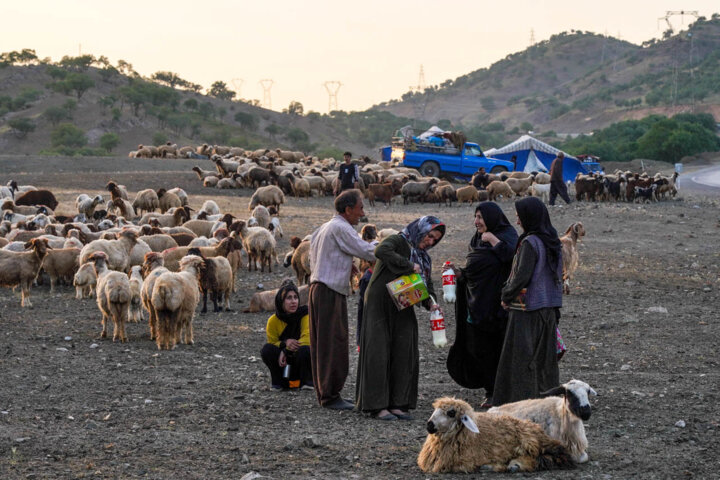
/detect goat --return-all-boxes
[560,222,585,294]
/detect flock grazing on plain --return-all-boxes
[0,141,680,473]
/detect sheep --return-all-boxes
[14,190,59,210]
[151,255,204,350]
[531,183,551,203]
[76,194,104,218]
[106,181,129,201]
[2,199,41,216]
[140,252,168,341]
[73,262,97,299]
[487,180,515,201]
[158,142,178,158]
[401,178,438,204]
[161,235,241,272]
[376,228,398,243]
[560,222,585,294]
[203,176,221,187]
[128,265,144,323]
[251,205,271,228]
[290,238,311,285]
[216,174,241,189]
[200,200,220,216]
[534,172,551,184]
[0,238,51,307]
[183,214,234,238]
[237,221,277,272]
[366,180,403,207]
[505,176,534,196]
[188,248,234,313]
[89,252,132,342]
[435,184,457,206]
[246,166,272,188]
[418,397,574,473]
[167,188,189,206]
[192,166,217,181]
[156,188,182,213]
[248,185,285,212]
[41,247,81,293]
[63,229,84,249]
[132,189,160,215]
[109,198,137,220]
[268,216,283,240]
[138,206,192,228]
[455,185,479,204]
[0,184,16,200]
[244,285,309,313]
[139,231,179,252]
[634,184,658,203]
[79,228,138,273]
[214,157,240,177]
[289,174,311,198]
[488,380,597,464]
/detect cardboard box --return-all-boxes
[386,273,429,310]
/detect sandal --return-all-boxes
[375,412,398,421]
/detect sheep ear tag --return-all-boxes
[460,415,479,434]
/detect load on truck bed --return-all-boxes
[390,126,514,178]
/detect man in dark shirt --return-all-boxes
[336,151,359,196]
[549,152,572,205]
[471,167,488,190]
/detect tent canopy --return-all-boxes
[485,135,584,182]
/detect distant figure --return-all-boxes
[472,167,488,190]
[510,155,517,171]
[336,152,360,195]
[549,153,572,205]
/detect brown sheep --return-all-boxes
[243,285,309,313]
[41,247,81,293]
[418,397,574,473]
[140,252,168,341]
[560,222,586,294]
[73,262,97,299]
[455,185,479,204]
[486,180,515,201]
[156,188,182,213]
[89,251,132,342]
[0,237,51,307]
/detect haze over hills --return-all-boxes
[375,14,720,135]
[1,14,719,159]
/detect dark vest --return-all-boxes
[339,163,357,189]
[523,235,563,310]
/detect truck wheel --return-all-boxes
[420,162,440,177]
[490,166,508,174]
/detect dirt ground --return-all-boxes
[1,155,719,479]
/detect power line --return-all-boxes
[259,79,274,109]
[323,81,342,112]
[231,78,244,98]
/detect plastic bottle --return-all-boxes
[442,261,456,303]
[429,296,447,348]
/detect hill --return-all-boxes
[375,14,720,135]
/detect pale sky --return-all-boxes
[3,1,719,113]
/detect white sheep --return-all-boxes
[76,194,104,218]
[79,229,138,273]
[200,200,220,216]
[140,252,169,342]
[418,396,574,473]
[237,221,277,272]
[268,216,283,240]
[248,185,284,212]
[488,380,597,463]
[128,265,144,323]
[89,251,132,342]
[151,255,204,350]
[531,183,551,203]
[250,205,271,228]
[74,262,97,299]
[167,187,189,206]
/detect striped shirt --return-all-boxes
[309,215,377,296]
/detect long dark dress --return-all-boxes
[355,234,436,412]
[493,239,561,406]
[447,240,515,395]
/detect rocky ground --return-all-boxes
[1,155,719,479]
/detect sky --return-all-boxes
[3,1,719,113]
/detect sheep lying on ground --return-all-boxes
[418,397,574,473]
[560,222,585,294]
[0,237,50,307]
[488,380,597,464]
[128,265,144,323]
[89,252,132,342]
[244,284,309,313]
[74,262,97,299]
[151,255,204,350]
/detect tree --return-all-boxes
[65,73,95,99]
[8,118,36,139]
[44,106,71,126]
[59,54,95,71]
[286,127,309,145]
[520,121,534,132]
[51,123,87,148]
[183,98,198,111]
[198,102,215,119]
[208,81,235,101]
[234,111,258,130]
[217,107,227,121]
[284,101,304,116]
[152,71,187,89]
[264,123,282,140]
[99,132,120,153]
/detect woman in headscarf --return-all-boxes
[445,202,518,408]
[355,216,445,421]
[493,197,563,406]
[260,280,313,391]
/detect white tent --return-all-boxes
[523,149,548,173]
[485,135,573,159]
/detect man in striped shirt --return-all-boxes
[309,189,377,410]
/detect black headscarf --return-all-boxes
[469,202,518,252]
[515,196,562,281]
[274,280,308,343]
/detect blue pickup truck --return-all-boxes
[390,139,515,178]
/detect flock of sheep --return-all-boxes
[1,143,603,474]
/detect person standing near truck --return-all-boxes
[336,152,359,195]
[549,152,572,205]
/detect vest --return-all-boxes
[523,235,563,311]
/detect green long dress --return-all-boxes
[355,234,436,412]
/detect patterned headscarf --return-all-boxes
[399,216,445,283]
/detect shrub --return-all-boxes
[8,117,36,138]
[51,123,87,148]
[100,132,120,153]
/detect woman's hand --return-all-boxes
[413,263,422,274]
[442,262,456,273]
[481,232,500,246]
[278,350,287,367]
[501,301,509,311]
[285,339,300,352]
[430,304,441,313]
